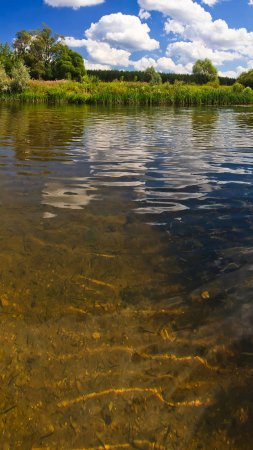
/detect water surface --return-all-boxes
[0,104,253,449]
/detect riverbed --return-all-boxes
[0,104,253,449]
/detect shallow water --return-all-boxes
[0,104,253,449]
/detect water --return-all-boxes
[0,104,253,449]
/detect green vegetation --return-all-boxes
[192,58,218,82]
[3,26,86,82]
[0,26,252,105]
[1,79,253,106]
[144,66,162,85]
[237,69,253,89]
[86,69,235,85]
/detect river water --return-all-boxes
[0,104,253,449]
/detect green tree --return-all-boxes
[10,60,30,92]
[237,69,253,89]
[192,59,218,82]
[53,46,86,81]
[0,64,10,92]
[144,66,162,85]
[13,26,85,81]
[0,43,18,75]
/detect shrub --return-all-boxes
[0,64,10,92]
[243,86,252,95]
[232,82,244,93]
[10,61,30,92]
[237,69,253,89]
[144,67,162,85]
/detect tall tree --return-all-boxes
[0,43,17,75]
[192,59,218,82]
[13,26,85,81]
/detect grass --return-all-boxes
[0,79,253,106]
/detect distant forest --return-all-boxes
[87,69,236,86]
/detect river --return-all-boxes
[0,104,253,449]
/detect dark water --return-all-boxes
[0,104,253,449]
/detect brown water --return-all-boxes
[0,104,253,449]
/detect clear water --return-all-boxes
[0,104,253,449]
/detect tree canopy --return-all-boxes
[192,59,218,82]
[13,26,86,81]
[237,69,253,89]
[144,66,162,85]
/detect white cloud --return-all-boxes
[138,0,253,74]
[64,37,131,66]
[85,13,159,51]
[202,0,219,6]
[132,57,157,70]
[63,37,87,47]
[167,41,241,66]
[44,0,104,8]
[132,56,192,74]
[139,9,151,20]
[84,60,110,70]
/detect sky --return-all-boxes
[1,0,253,77]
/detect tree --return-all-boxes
[10,60,30,92]
[144,67,162,85]
[0,64,10,92]
[53,46,86,81]
[192,59,218,82]
[0,43,18,75]
[13,26,86,81]
[237,69,253,89]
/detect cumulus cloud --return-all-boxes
[139,9,151,20]
[44,0,104,8]
[65,12,159,69]
[84,60,110,70]
[85,13,159,51]
[202,0,219,6]
[64,37,131,66]
[167,41,241,66]
[138,0,253,73]
[132,56,192,74]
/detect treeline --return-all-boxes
[87,69,235,86]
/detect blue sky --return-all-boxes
[1,0,253,76]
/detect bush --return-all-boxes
[232,82,244,93]
[144,67,162,85]
[192,59,218,82]
[206,80,220,88]
[10,61,30,92]
[0,64,10,92]
[243,86,252,95]
[237,69,253,89]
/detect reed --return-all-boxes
[0,79,253,106]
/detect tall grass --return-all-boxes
[0,79,253,106]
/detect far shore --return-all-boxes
[0,79,252,106]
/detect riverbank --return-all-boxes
[0,79,252,106]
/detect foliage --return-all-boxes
[13,26,86,81]
[237,69,253,89]
[243,86,252,95]
[144,66,162,85]
[232,82,244,93]
[54,46,86,82]
[10,60,30,92]
[0,64,10,92]
[1,79,252,107]
[0,43,18,75]
[192,59,218,82]
[86,69,235,85]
